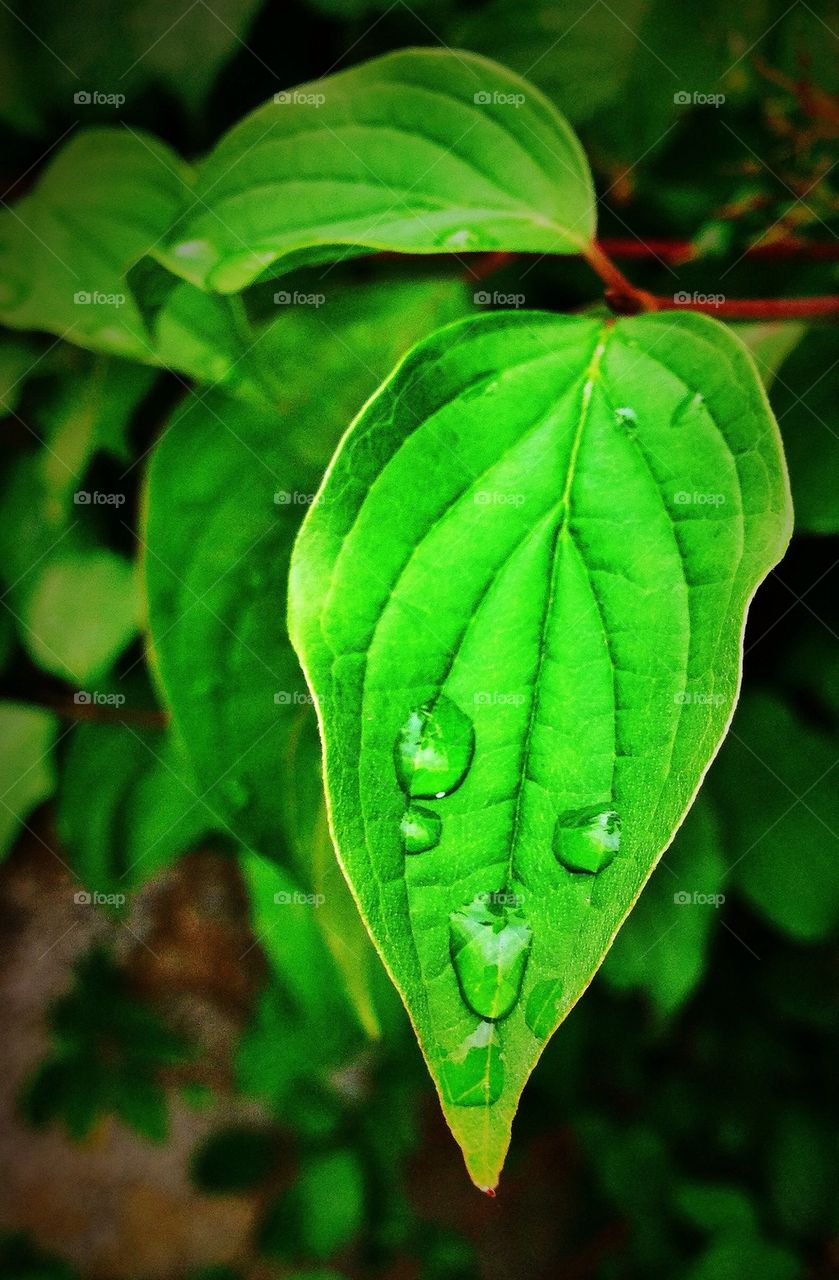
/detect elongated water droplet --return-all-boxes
[672,390,704,427]
[395,696,475,799]
[439,1020,504,1107]
[449,893,532,1021]
[614,405,637,428]
[440,228,480,250]
[525,977,564,1039]
[553,805,621,874]
[400,804,441,854]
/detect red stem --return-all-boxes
[652,294,839,320]
[598,236,839,263]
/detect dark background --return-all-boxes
[0,1,838,1278]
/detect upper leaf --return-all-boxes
[288,310,792,1188]
[155,48,596,292]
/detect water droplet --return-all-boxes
[441,228,479,250]
[449,893,532,1021]
[439,1020,504,1107]
[614,405,637,428]
[400,804,441,855]
[553,805,621,874]
[394,696,475,800]
[672,390,704,427]
[525,978,564,1039]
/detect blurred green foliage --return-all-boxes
[1,0,838,1276]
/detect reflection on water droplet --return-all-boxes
[449,893,532,1021]
[553,805,621,874]
[614,406,637,428]
[525,978,564,1039]
[400,804,441,855]
[441,228,480,250]
[394,696,475,800]
[672,390,704,427]
[439,1020,504,1107]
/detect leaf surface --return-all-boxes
[289,309,792,1187]
[155,48,595,292]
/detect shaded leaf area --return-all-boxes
[290,308,791,1186]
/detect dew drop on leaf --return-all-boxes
[614,405,637,428]
[394,695,475,799]
[400,804,442,854]
[524,977,565,1039]
[439,1019,504,1108]
[449,893,532,1021]
[553,805,621,874]
[672,390,704,428]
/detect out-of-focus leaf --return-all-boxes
[768,1109,836,1237]
[58,719,223,895]
[190,1125,280,1193]
[682,1237,799,1280]
[156,50,596,292]
[601,794,726,1017]
[259,1149,365,1261]
[23,549,139,684]
[0,129,190,358]
[733,322,806,391]
[771,329,839,533]
[0,702,58,860]
[0,336,46,417]
[716,690,839,941]
[674,1181,758,1236]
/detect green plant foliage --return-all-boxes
[20,948,190,1142]
[289,308,791,1186]
[259,1149,365,1261]
[770,329,839,534]
[190,1124,281,1194]
[58,717,224,896]
[155,50,596,292]
[0,130,191,358]
[0,702,57,860]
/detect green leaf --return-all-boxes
[0,128,191,358]
[682,1237,799,1280]
[770,329,839,533]
[673,1181,758,1236]
[733,322,806,391]
[0,336,45,418]
[155,49,596,292]
[0,702,58,860]
[717,690,839,942]
[601,794,726,1017]
[23,548,139,684]
[288,310,791,1187]
[259,1149,365,1261]
[58,720,224,895]
[190,1125,280,1193]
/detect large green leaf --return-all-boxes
[155,49,596,292]
[0,129,191,358]
[288,309,791,1187]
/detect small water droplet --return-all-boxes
[614,405,637,428]
[525,978,564,1038]
[439,1020,504,1107]
[553,805,621,874]
[441,228,479,250]
[394,696,475,800]
[449,893,532,1021]
[400,804,441,855]
[672,390,704,427]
